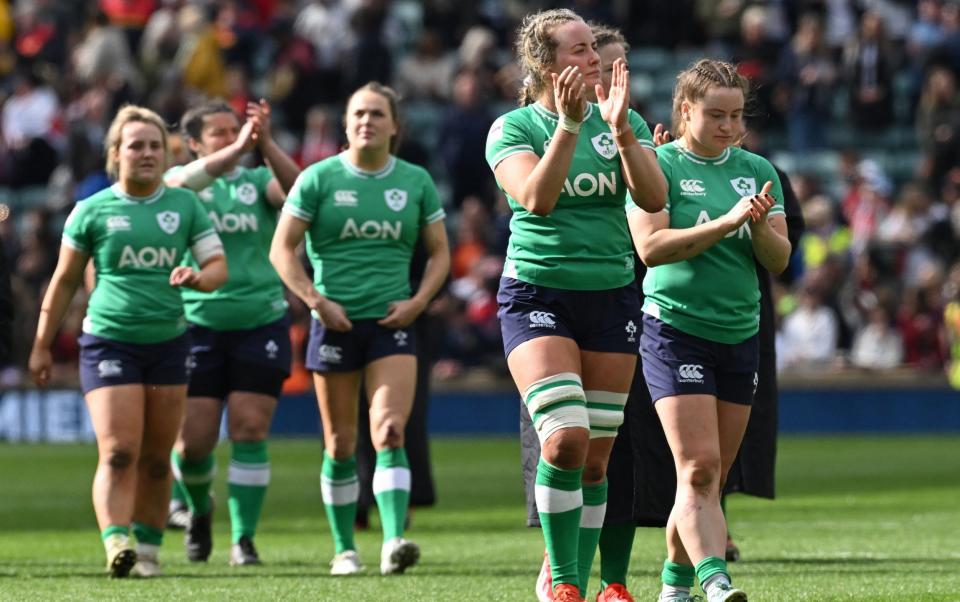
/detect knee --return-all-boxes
[680,457,722,494]
[582,460,606,484]
[140,456,171,481]
[372,417,404,450]
[541,428,589,469]
[324,430,357,460]
[230,419,269,443]
[103,448,136,471]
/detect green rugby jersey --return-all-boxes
[170,165,288,330]
[627,142,784,343]
[63,184,221,344]
[283,153,446,320]
[485,103,654,290]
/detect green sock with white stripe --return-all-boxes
[172,450,214,515]
[321,452,358,553]
[228,440,270,544]
[133,522,163,558]
[578,479,608,596]
[536,457,583,589]
[373,447,411,541]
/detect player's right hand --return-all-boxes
[552,65,586,123]
[653,123,672,146]
[235,117,260,154]
[723,180,775,230]
[28,346,52,387]
[313,297,353,332]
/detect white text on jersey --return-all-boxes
[694,210,752,240]
[562,171,617,198]
[118,245,178,268]
[209,212,258,233]
[339,218,402,240]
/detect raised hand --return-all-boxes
[551,65,587,123]
[653,123,672,146]
[247,99,272,147]
[723,180,776,231]
[596,58,630,134]
[235,116,260,154]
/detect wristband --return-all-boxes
[558,112,583,134]
[178,160,216,190]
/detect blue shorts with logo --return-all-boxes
[497,277,642,358]
[187,316,292,399]
[640,313,758,405]
[78,331,192,394]
[305,318,415,373]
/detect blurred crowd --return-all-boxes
[2,0,960,389]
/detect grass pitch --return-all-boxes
[1,435,959,601]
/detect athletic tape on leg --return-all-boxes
[523,372,588,444]
[585,390,628,439]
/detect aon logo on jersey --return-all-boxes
[118,245,178,268]
[563,171,617,198]
[339,218,402,240]
[694,210,752,240]
[210,212,258,233]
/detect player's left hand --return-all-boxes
[378,298,425,329]
[247,99,272,146]
[748,180,776,226]
[597,58,630,135]
[169,265,201,289]
[653,123,672,146]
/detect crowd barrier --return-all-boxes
[1,383,958,443]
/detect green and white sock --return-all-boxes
[662,559,695,595]
[170,477,187,507]
[133,522,163,558]
[577,479,607,596]
[372,448,411,541]
[228,440,270,544]
[696,556,731,594]
[172,450,215,515]
[599,522,636,589]
[321,452,358,554]
[101,525,130,552]
[535,457,583,589]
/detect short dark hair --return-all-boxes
[179,101,236,142]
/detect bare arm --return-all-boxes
[29,244,88,385]
[493,66,586,217]
[597,60,666,212]
[249,100,301,207]
[378,220,450,329]
[628,208,737,267]
[270,212,352,331]
[751,213,791,274]
[164,118,259,190]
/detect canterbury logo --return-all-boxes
[679,179,706,195]
[677,364,704,380]
[528,311,556,328]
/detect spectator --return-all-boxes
[916,65,960,192]
[437,70,494,209]
[395,28,455,102]
[778,277,840,371]
[730,5,783,129]
[73,10,143,93]
[844,11,896,130]
[850,303,904,370]
[1,68,61,188]
[898,266,947,371]
[776,13,837,151]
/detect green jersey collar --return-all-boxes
[338,153,397,179]
[111,183,165,204]
[675,141,732,166]
[532,102,594,123]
